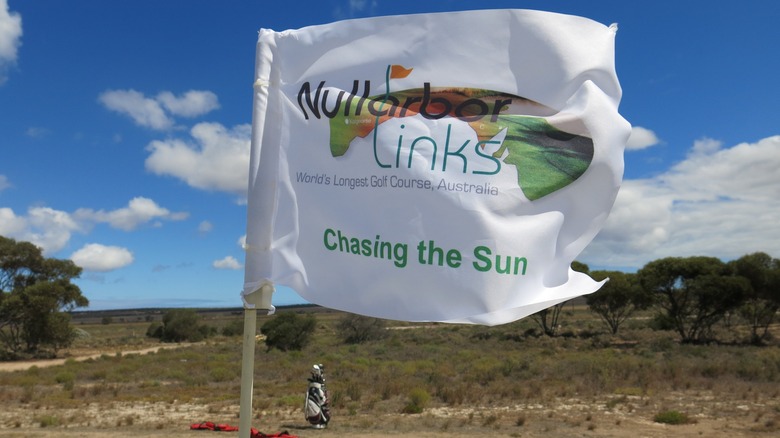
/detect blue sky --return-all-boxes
[1,0,778,311]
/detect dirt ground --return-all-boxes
[1,350,777,438]
[0,345,190,372]
[0,390,776,437]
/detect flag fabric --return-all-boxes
[243,9,630,326]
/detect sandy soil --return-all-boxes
[0,391,776,437]
[1,349,777,438]
[0,345,190,372]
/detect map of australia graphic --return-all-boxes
[323,65,594,201]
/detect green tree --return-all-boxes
[336,313,386,344]
[0,236,88,358]
[729,252,780,345]
[571,261,590,274]
[531,302,566,337]
[260,312,316,351]
[530,261,589,337]
[637,256,749,343]
[587,271,649,334]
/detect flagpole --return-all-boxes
[238,284,275,438]
[242,33,275,436]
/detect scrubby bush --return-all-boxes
[336,313,387,344]
[653,410,695,425]
[401,388,430,414]
[146,322,163,338]
[260,312,316,351]
[221,319,244,337]
[36,415,60,427]
[54,371,75,391]
[146,309,210,343]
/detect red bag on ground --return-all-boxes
[190,421,297,438]
[190,422,216,430]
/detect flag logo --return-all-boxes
[296,64,594,201]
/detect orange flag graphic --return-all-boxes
[390,64,413,79]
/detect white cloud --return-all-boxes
[0,0,22,85]
[213,255,242,270]
[28,208,82,254]
[661,137,779,203]
[145,122,251,196]
[0,206,82,254]
[70,243,134,272]
[1,198,187,255]
[99,89,173,130]
[157,90,219,117]
[626,126,660,150]
[99,89,219,130]
[0,207,25,235]
[349,0,378,14]
[25,126,48,138]
[0,174,10,191]
[198,220,213,234]
[583,135,780,269]
[74,196,189,231]
[238,234,246,249]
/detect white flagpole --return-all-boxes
[238,284,275,438]
[241,30,276,437]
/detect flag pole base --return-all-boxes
[238,283,275,438]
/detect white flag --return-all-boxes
[243,9,630,325]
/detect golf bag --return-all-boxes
[304,364,331,428]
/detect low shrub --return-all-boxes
[653,410,695,425]
[54,371,75,391]
[36,415,60,427]
[221,319,244,336]
[402,388,430,414]
[336,314,386,344]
